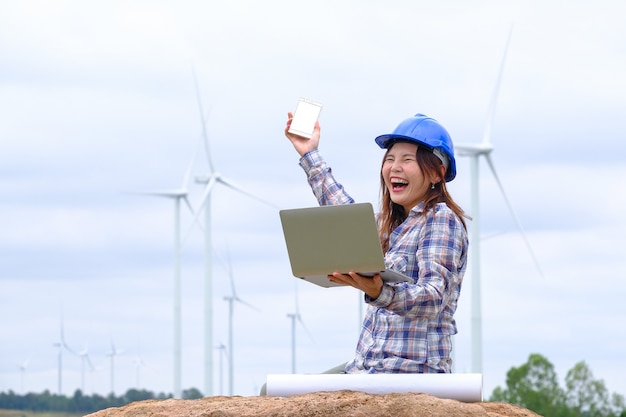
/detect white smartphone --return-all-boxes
[288,98,323,139]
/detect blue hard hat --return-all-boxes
[375,113,457,182]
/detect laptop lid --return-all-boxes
[279,202,409,288]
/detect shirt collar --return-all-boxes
[408,201,426,215]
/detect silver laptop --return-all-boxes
[279,202,410,288]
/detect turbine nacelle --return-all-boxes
[194,174,215,184]
[455,142,494,157]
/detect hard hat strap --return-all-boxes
[432,148,449,172]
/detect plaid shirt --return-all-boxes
[300,150,468,373]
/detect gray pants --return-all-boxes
[259,362,347,396]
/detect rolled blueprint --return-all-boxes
[265,373,483,402]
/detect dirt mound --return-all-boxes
[85,390,542,417]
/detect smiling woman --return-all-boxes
[278,111,470,382]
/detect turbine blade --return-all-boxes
[485,155,545,279]
[86,355,95,371]
[182,196,195,216]
[196,176,218,219]
[482,23,514,147]
[63,342,78,356]
[217,177,280,210]
[235,297,261,312]
[220,246,261,311]
[109,337,124,356]
[213,247,228,272]
[59,308,65,341]
[124,189,186,199]
[59,310,78,355]
[191,66,215,173]
[297,315,315,343]
[181,135,202,190]
[182,175,217,243]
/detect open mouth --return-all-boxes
[390,177,408,192]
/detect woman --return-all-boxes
[285,112,469,374]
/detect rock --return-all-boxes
[85,390,543,417]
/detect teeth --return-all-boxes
[391,178,408,185]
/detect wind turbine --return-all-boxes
[131,141,199,399]
[215,343,228,395]
[221,250,260,395]
[188,69,279,396]
[78,344,95,393]
[132,355,146,389]
[286,282,313,374]
[53,309,77,395]
[455,25,544,375]
[19,358,29,394]
[106,338,123,395]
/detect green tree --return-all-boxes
[124,388,156,403]
[489,353,568,416]
[182,388,203,399]
[611,393,626,417]
[565,361,626,417]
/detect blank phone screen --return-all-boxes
[288,99,322,139]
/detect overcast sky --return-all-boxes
[1,0,625,400]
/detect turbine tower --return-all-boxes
[189,69,278,396]
[286,282,313,374]
[53,309,76,395]
[131,143,198,398]
[106,338,123,395]
[221,250,260,395]
[455,25,544,374]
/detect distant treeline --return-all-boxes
[3,354,626,416]
[0,387,203,414]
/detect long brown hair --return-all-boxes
[378,145,469,253]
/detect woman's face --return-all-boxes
[381,142,434,213]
